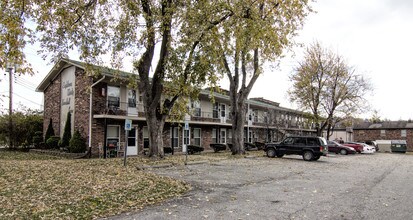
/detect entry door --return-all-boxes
[182,128,190,152]
[220,104,226,123]
[127,127,137,156]
[220,128,227,144]
[127,89,137,116]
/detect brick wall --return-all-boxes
[202,127,214,150]
[74,67,92,141]
[43,74,61,139]
[354,129,413,151]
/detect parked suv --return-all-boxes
[264,136,328,161]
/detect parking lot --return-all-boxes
[109,153,413,220]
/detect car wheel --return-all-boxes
[276,153,284,158]
[303,151,314,161]
[340,149,347,155]
[267,148,276,158]
[313,155,320,161]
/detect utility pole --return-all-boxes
[6,63,15,148]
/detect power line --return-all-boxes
[15,77,38,88]
[12,92,42,106]
[15,80,37,91]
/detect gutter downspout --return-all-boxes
[89,75,106,155]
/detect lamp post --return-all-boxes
[6,63,17,148]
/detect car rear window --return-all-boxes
[307,138,318,145]
[319,137,327,145]
[294,138,306,145]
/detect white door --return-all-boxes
[220,104,226,123]
[127,89,137,116]
[182,128,190,152]
[220,128,227,144]
[127,127,137,155]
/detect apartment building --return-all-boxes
[36,58,315,157]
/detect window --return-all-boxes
[307,138,318,145]
[171,127,179,148]
[183,129,190,145]
[380,130,386,136]
[193,128,201,146]
[213,103,219,119]
[128,90,136,107]
[107,86,120,107]
[263,112,268,123]
[192,101,201,117]
[227,129,232,144]
[252,131,257,142]
[212,128,217,143]
[283,137,294,144]
[248,130,252,143]
[128,128,136,146]
[220,104,226,118]
[401,130,407,137]
[107,125,120,147]
[143,126,149,148]
[253,110,258,122]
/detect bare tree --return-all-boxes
[289,41,372,137]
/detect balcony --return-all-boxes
[191,111,232,123]
[93,101,145,117]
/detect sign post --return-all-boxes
[184,115,190,165]
[124,119,132,166]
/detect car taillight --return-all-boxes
[320,146,324,151]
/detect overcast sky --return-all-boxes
[1,0,412,120]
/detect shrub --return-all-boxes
[60,112,72,148]
[32,131,43,148]
[45,118,55,141]
[68,130,86,153]
[46,136,60,149]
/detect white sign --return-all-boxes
[184,121,189,130]
[125,119,132,131]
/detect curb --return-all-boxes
[184,160,209,165]
[136,163,174,170]
[136,160,210,170]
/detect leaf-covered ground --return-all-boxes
[0,151,191,219]
[0,150,263,219]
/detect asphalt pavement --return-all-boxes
[106,153,413,220]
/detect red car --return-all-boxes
[343,142,363,153]
[327,141,357,155]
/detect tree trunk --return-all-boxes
[145,107,166,158]
[326,123,332,140]
[231,97,246,155]
[316,122,322,136]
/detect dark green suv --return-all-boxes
[264,136,328,161]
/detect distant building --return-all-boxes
[353,121,413,152]
[36,58,315,157]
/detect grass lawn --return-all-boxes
[0,151,191,219]
[0,150,264,219]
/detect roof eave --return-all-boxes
[36,58,85,92]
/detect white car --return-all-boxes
[361,143,375,154]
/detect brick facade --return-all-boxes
[74,67,92,140]
[354,129,413,152]
[40,58,315,158]
[43,74,61,138]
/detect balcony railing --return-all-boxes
[92,101,311,128]
[93,101,145,117]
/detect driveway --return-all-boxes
[108,153,413,220]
